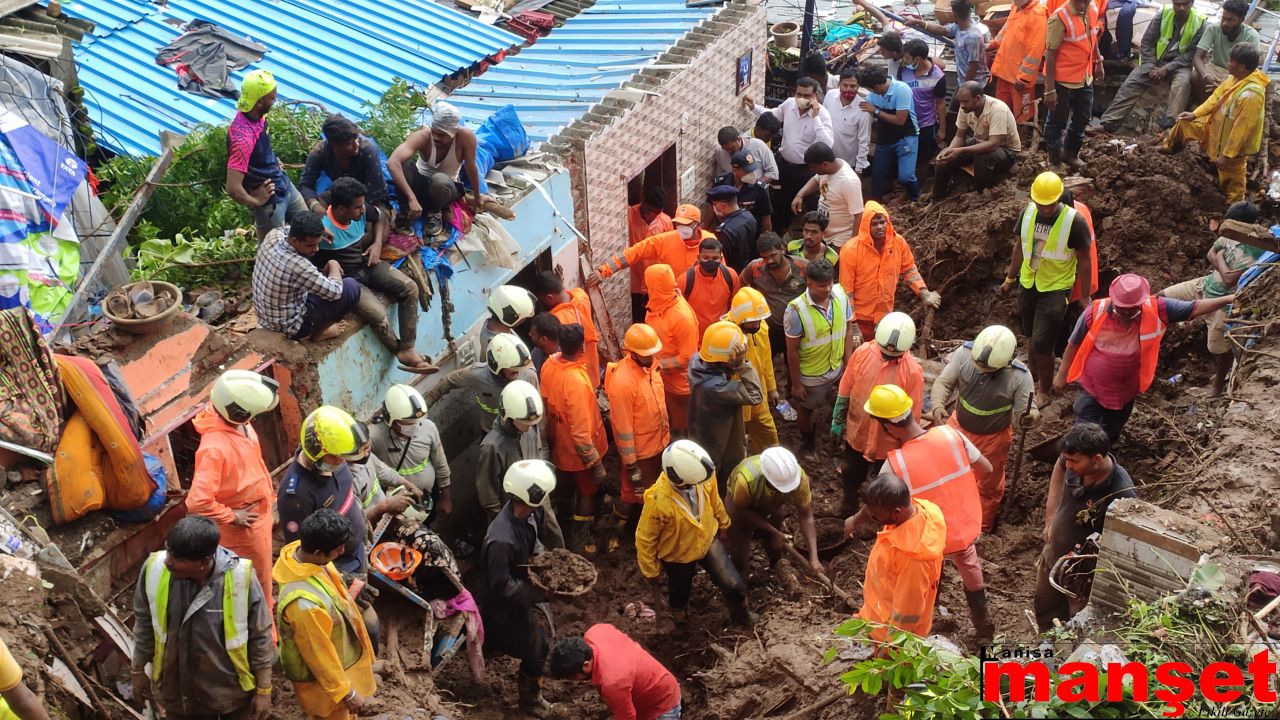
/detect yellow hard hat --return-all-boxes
[300,405,366,461]
[237,70,277,113]
[1030,171,1063,205]
[863,384,914,422]
[699,320,747,363]
[727,287,771,324]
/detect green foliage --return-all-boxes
[96,81,427,289]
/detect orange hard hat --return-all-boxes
[672,204,702,226]
[370,542,423,581]
[623,323,663,356]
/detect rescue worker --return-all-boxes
[1062,181,1099,320]
[785,258,855,457]
[635,440,756,627]
[929,325,1037,532]
[598,204,714,284]
[740,233,810,397]
[476,380,566,547]
[273,509,376,720]
[1000,171,1093,408]
[1098,0,1205,131]
[645,263,700,437]
[837,202,940,342]
[425,333,538,433]
[848,472,946,649]
[479,460,559,717]
[987,0,1048,123]
[548,625,682,720]
[859,385,995,641]
[626,187,675,322]
[132,516,274,720]
[832,313,924,516]
[689,321,764,499]
[370,384,452,514]
[1042,0,1104,170]
[727,287,780,452]
[186,369,280,613]
[347,425,420,517]
[541,323,609,552]
[682,237,740,336]
[1164,42,1270,204]
[1055,273,1234,441]
[481,284,538,357]
[604,323,670,532]
[532,271,603,388]
[0,638,48,720]
[725,447,822,576]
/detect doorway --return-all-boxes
[624,144,678,321]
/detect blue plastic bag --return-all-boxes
[110,453,168,523]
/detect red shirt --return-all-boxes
[586,624,681,720]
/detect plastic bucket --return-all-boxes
[771,21,799,48]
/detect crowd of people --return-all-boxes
[16,6,1257,720]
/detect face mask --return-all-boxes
[316,460,343,475]
[395,421,418,437]
[740,171,758,185]
[677,225,695,240]
[700,259,720,274]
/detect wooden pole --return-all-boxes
[783,542,858,608]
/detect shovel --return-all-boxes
[992,391,1036,533]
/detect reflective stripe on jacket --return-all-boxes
[604,356,669,466]
[992,1,1048,86]
[787,286,850,377]
[1049,2,1101,84]
[1153,6,1203,61]
[1067,297,1167,393]
[1019,203,1079,292]
[888,427,982,554]
[143,551,256,691]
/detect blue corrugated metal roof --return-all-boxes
[450,0,715,141]
[62,0,153,35]
[65,0,521,156]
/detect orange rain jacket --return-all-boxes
[627,204,674,295]
[990,0,1049,88]
[644,264,700,398]
[860,498,947,643]
[187,405,276,609]
[683,263,740,336]
[837,202,927,325]
[541,352,608,472]
[550,288,602,388]
[604,355,670,466]
[837,341,924,460]
[600,229,713,282]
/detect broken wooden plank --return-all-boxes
[1218,219,1279,253]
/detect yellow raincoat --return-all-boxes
[634,472,730,578]
[739,326,779,452]
[1166,68,1269,202]
[272,541,375,718]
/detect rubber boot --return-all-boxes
[1047,147,1062,168]
[605,511,628,554]
[571,515,597,555]
[1064,146,1082,172]
[965,588,996,644]
[517,673,553,717]
[728,602,760,627]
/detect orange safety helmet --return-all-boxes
[622,322,663,356]
[370,542,423,581]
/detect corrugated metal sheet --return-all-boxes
[62,0,153,35]
[450,0,715,141]
[64,0,521,156]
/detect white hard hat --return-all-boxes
[210,369,279,424]
[488,285,537,327]
[662,439,716,487]
[384,384,427,423]
[500,379,544,422]
[759,446,802,493]
[971,325,1017,370]
[503,459,556,505]
[486,333,532,374]
[875,311,916,356]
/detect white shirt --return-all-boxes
[712,136,780,183]
[816,160,864,248]
[754,98,835,165]
[822,89,871,174]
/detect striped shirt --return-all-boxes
[251,226,344,337]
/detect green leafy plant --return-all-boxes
[130,229,258,288]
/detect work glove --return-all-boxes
[597,264,614,279]
[927,405,948,426]
[1016,405,1042,431]
[830,397,849,437]
[921,290,942,309]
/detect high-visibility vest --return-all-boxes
[1152,6,1204,61]
[1066,297,1167,393]
[277,575,365,683]
[1050,2,1101,84]
[992,1,1049,86]
[143,551,256,691]
[1019,203,1079,292]
[787,286,849,377]
[888,426,982,554]
[1069,201,1098,303]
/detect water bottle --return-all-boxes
[1268,171,1280,201]
[776,401,797,422]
